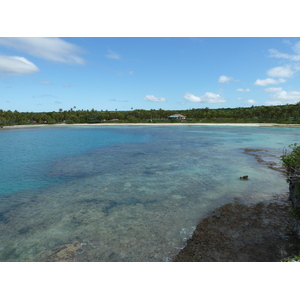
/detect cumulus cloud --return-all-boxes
[266,42,300,85]
[0,55,39,75]
[267,65,295,78]
[184,92,226,103]
[265,87,300,105]
[106,50,121,60]
[218,75,233,83]
[254,78,286,86]
[144,95,166,102]
[183,93,201,102]
[273,90,300,103]
[236,88,250,92]
[0,37,85,65]
[245,99,258,105]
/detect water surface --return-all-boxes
[0,125,298,261]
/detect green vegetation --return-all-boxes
[291,206,300,220]
[281,255,300,262]
[281,144,300,217]
[281,143,300,175]
[281,143,300,195]
[2,102,300,126]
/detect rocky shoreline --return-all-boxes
[172,194,300,262]
[172,148,300,262]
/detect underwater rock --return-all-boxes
[47,241,82,262]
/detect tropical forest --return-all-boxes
[2,103,300,126]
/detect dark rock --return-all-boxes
[172,196,300,262]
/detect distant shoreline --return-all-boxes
[2,122,300,129]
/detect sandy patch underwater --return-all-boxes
[0,125,298,261]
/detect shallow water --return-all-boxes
[0,125,298,261]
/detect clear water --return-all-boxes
[0,125,298,261]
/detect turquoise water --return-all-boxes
[0,125,299,261]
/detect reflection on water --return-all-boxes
[0,125,297,261]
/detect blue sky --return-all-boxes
[1,37,300,112]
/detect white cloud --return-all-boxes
[106,50,121,60]
[0,55,39,75]
[245,99,258,105]
[218,75,233,83]
[144,95,166,102]
[292,41,300,55]
[265,87,300,105]
[236,88,250,92]
[0,37,85,65]
[267,65,295,78]
[184,92,226,103]
[273,90,300,103]
[269,49,300,61]
[183,93,201,102]
[265,101,283,106]
[254,78,286,86]
[269,41,300,61]
[264,87,283,93]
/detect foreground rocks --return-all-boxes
[172,195,300,262]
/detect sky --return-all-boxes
[1,0,300,113]
[1,37,300,112]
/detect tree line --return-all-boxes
[2,103,300,126]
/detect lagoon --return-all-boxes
[0,125,298,261]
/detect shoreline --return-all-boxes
[172,147,300,262]
[2,122,300,129]
[172,194,300,262]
